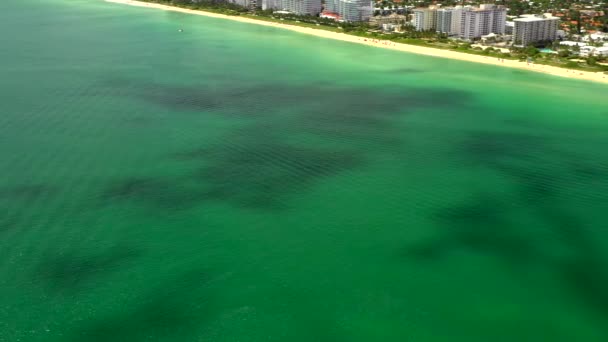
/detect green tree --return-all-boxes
[588,57,598,66]
[525,46,540,56]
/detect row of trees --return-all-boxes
[143,0,249,13]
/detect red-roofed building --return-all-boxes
[320,11,343,21]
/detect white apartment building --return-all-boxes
[340,0,373,22]
[579,46,608,57]
[450,6,466,37]
[488,4,506,35]
[513,15,560,46]
[413,8,437,31]
[436,8,454,34]
[580,46,596,57]
[459,4,506,40]
[324,0,338,14]
[262,0,281,10]
[324,0,372,22]
[559,41,587,47]
[261,0,322,15]
[229,0,256,8]
[595,47,608,57]
[415,5,505,39]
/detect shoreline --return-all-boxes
[105,0,608,84]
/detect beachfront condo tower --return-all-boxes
[415,4,506,40]
[513,14,560,46]
[322,0,373,22]
[261,0,281,10]
[228,0,257,9]
[413,7,437,31]
[459,4,506,40]
[261,0,322,16]
[436,7,455,34]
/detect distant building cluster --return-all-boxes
[321,0,374,22]
[262,0,322,16]
[559,40,608,57]
[413,4,506,40]
[409,4,565,46]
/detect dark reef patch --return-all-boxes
[0,184,56,201]
[72,270,215,342]
[387,67,427,74]
[103,178,170,200]
[123,116,155,125]
[407,197,535,262]
[104,77,473,122]
[405,128,608,320]
[36,246,141,292]
[0,214,20,232]
[298,87,473,145]
[561,256,608,317]
[76,299,197,341]
[101,177,203,209]
[170,148,211,161]
[103,142,361,210]
[192,141,362,209]
[100,79,475,210]
[463,131,547,161]
[569,160,608,180]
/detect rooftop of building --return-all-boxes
[514,15,560,22]
[414,4,505,12]
[559,41,588,46]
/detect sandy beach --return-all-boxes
[105,0,608,84]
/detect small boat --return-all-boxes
[178,29,183,32]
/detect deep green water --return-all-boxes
[2,0,608,341]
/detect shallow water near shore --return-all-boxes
[2,0,608,341]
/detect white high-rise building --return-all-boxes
[338,0,373,22]
[513,15,560,46]
[229,0,255,8]
[323,0,373,22]
[436,8,454,34]
[414,4,504,37]
[262,0,281,10]
[261,0,321,15]
[413,8,437,31]
[458,4,506,40]
[450,6,466,37]
[324,0,338,14]
[460,8,487,39]
[489,5,507,34]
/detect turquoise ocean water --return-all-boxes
[2,1,608,341]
